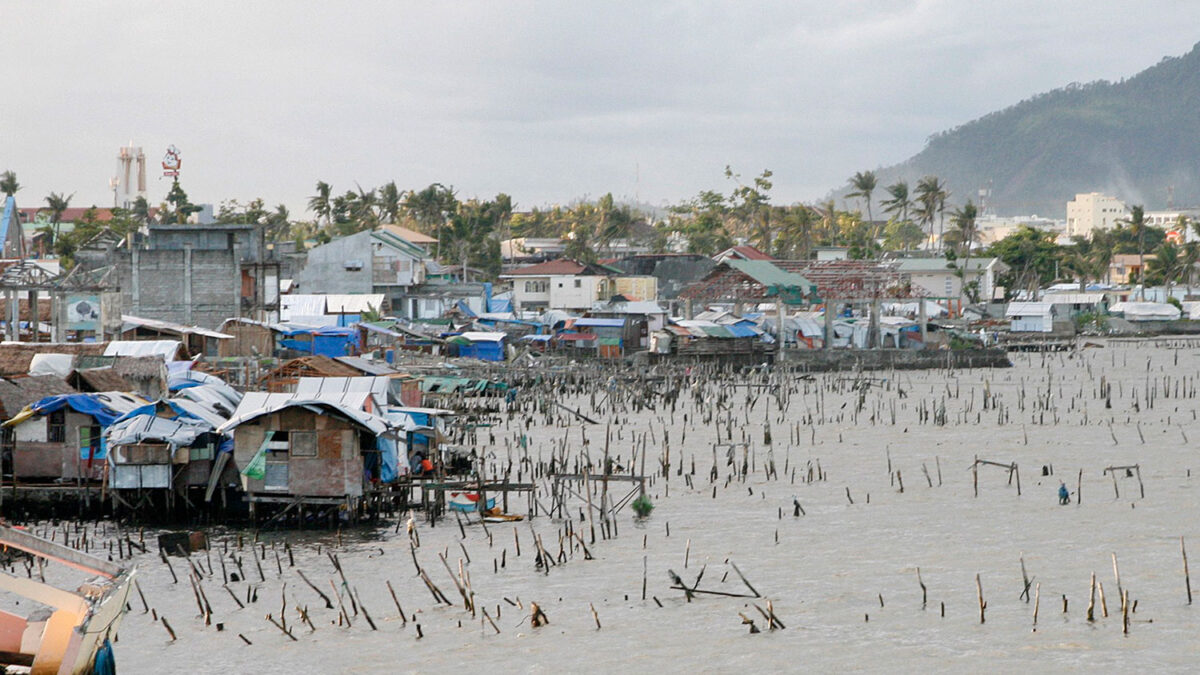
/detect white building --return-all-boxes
[1066,193,1127,239]
[894,257,1009,302]
[501,259,615,311]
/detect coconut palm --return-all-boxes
[0,171,19,197]
[307,181,333,227]
[881,181,911,224]
[914,176,949,251]
[377,181,403,224]
[1121,205,1147,298]
[846,171,877,225]
[948,200,979,303]
[404,183,458,259]
[44,191,73,246]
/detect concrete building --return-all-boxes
[1066,193,1127,238]
[294,228,429,305]
[501,259,655,312]
[119,224,280,329]
[894,257,1008,302]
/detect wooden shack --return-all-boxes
[1,392,148,482]
[259,356,361,393]
[219,392,395,513]
[217,318,278,358]
[104,393,237,514]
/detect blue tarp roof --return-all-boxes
[574,318,626,328]
[30,392,148,427]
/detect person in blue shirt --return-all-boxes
[1058,482,1070,505]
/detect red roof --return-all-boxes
[17,206,160,223]
[717,245,774,261]
[505,259,592,276]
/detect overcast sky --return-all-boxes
[4,1,1199,217]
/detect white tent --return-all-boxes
[1109,302,1181,321]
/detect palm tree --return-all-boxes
[44,191,73,247]
[914,176,949,251]
[881,181,911,224]
[846,171,878,223]
[265,204,290,241]
[377,181,403,224]
[1123,205,1147,298]
[1148,242,1182,289]
[949,200,979,304]
[0,171,19,198]
[307,181,333,227]
[404,183,457,259]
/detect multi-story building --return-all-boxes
[1066,193,1127,238]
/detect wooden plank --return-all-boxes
[0,526,123,579]
[0,574,88,614]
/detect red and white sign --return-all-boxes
[162,145,182,178]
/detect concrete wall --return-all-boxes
[294,231,374,295]
[148,224,264,261]
[119,248,239,330]
[548,275,604,309]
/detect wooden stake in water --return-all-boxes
[976,574,986,624]
[1184,536,1193,605]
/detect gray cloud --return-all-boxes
[3,1,1198,216]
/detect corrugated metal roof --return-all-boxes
[121,314,233,340]
[725,260,815,295]
[574,318,626,328]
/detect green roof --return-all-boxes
[726,260,816,298]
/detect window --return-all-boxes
[47,409,66,443]
[524,280,548,293]
[290,432,317,458]
[574,279,582,288]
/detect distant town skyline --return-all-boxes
[4,1,1199,217]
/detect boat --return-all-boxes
[447,491,496,513]
[0,525,133,674]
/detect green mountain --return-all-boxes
[863,42,1200,218]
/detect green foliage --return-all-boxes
[0,170,19,197]
[631,494,654,518]
[987,226,1062,297]
[1074,310,1109,333]
[162,180,201,224]
[882,218,925,251]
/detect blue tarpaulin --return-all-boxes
[29,393,147,459]
[33,394,136,428]
[459,341,504,361]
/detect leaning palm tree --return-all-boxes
[0,171,19,198]
[846,171,878,225]
[914,176,950,252]
[881,180,911,224]
[44,191,73,247]
[307,181,333,228]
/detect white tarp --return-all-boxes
[104,340,181,359]
[459,331,507,342]
[1110,302,1181,321]
[883,300,947,318]
[324,294,386,314]
[28,353,75,377]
